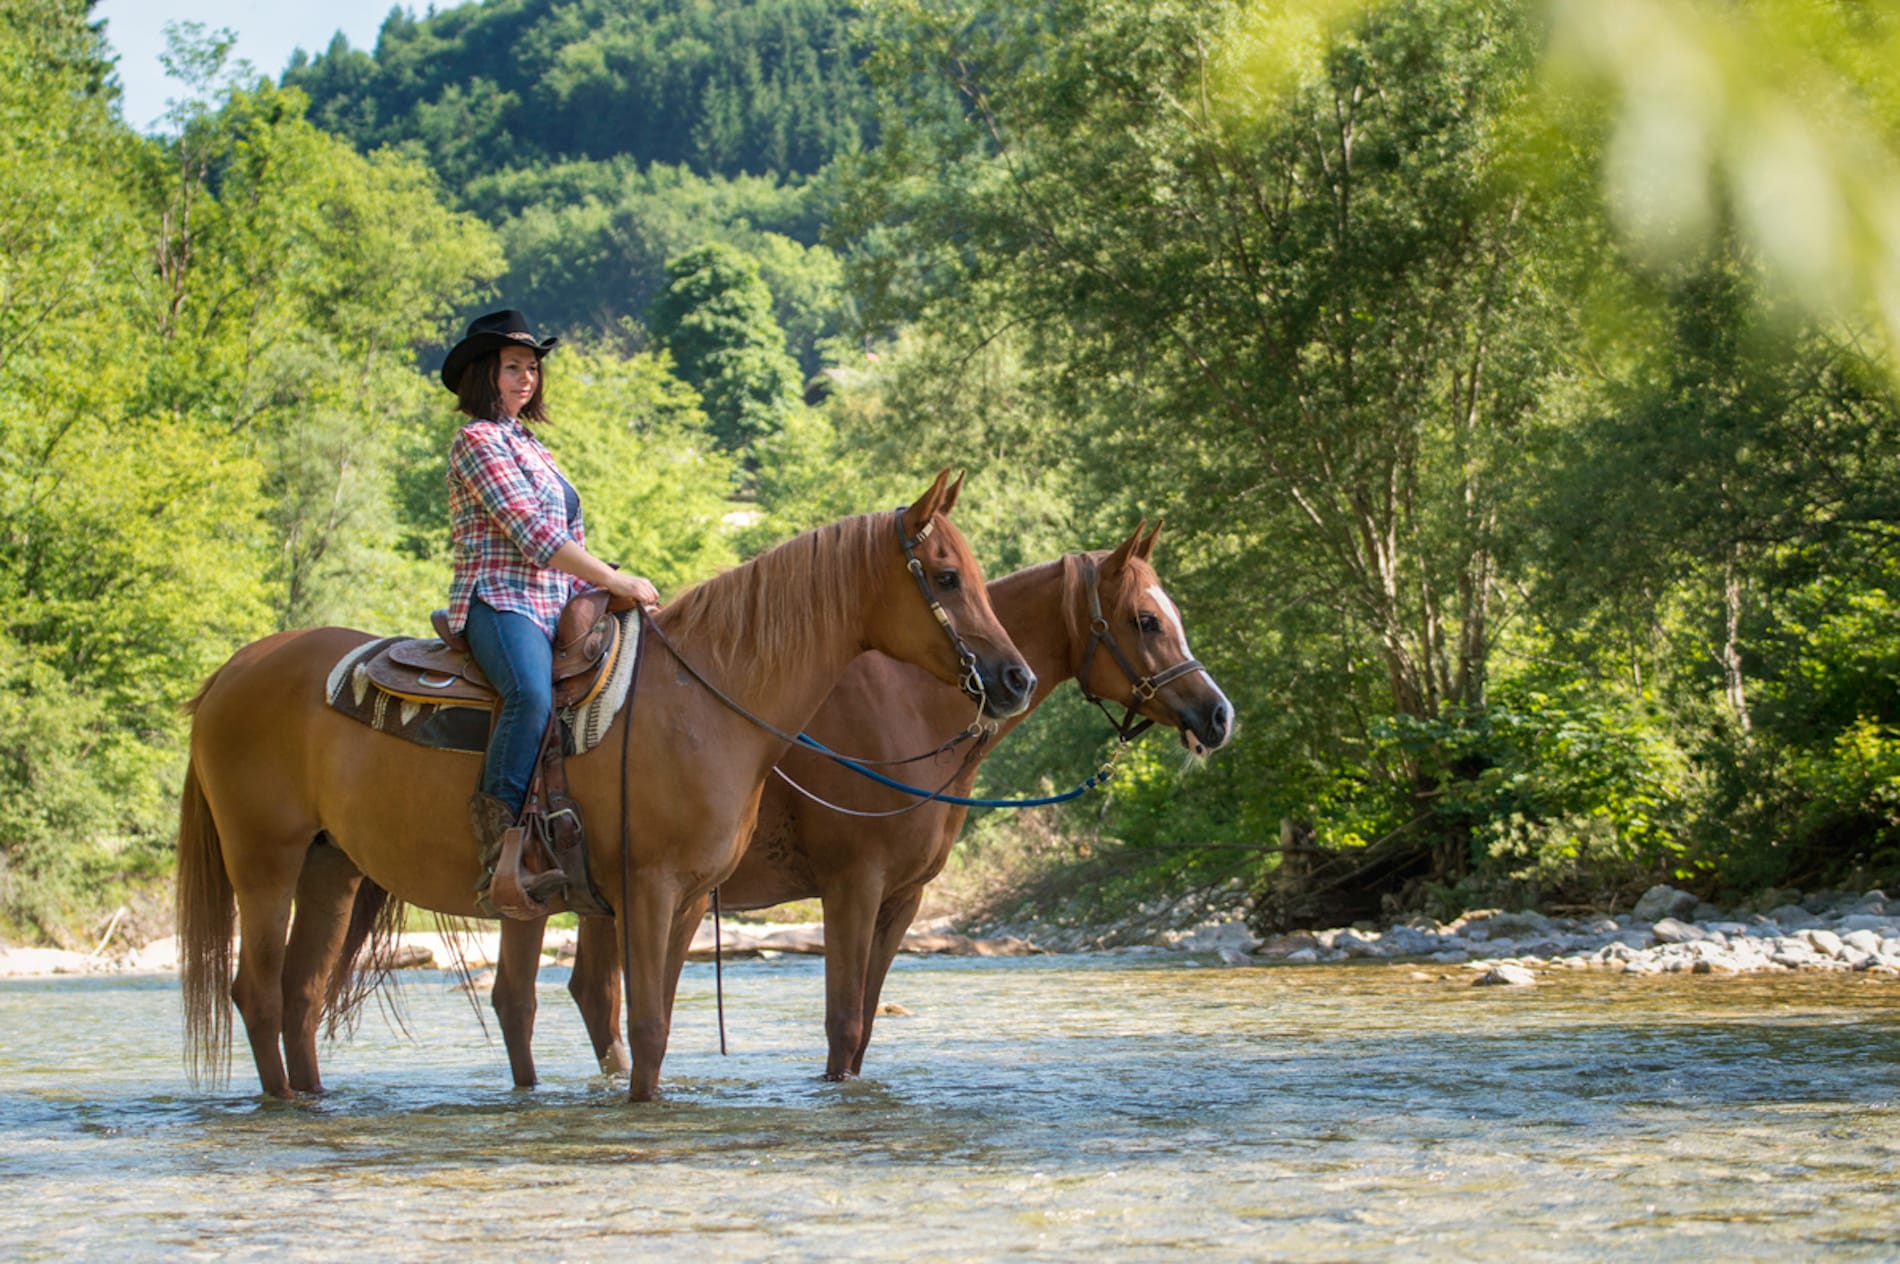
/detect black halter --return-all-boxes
[896,508,987,706]
[1072,553,1209,741]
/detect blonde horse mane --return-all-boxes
[658,511,896,680]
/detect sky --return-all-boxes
[93,0,413,132]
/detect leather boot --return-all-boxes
[468,791,516,918]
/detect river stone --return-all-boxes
[1381,926,1444,957]
[1472,963,1536,986]
[1463,910,1554,940]
[1175,921,1261,955]
[1836,914,1896,934]
[1766,904,1823,930]
[1771,940,1818,967]
[1841,929,1884,956]
[1333,927,1384,957]
[1805,929,1846,958]
[1632,884,1699,923]
[1285,947,1320,963]
[1652,917,1707,944]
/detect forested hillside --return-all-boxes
[283,0,877,366]
[3,0,1897,945]
[286,0,873,186]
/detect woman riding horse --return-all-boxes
[440,310,659,915]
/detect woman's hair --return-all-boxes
[454,350,550,423]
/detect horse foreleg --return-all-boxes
[850,888,926,1078]
[662,892,710,1015]
[281,841,363,1094]
[494,918,547,1088]
[818,880,884,1081]
[570,915,628,1075]
[620,881,686,1102]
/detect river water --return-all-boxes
[1,954,1896,1260]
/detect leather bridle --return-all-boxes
[1071,552,1209,741]
[896,507,988,708]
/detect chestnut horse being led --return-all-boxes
[176,471,1032,1100]
[509,522,1234,1085]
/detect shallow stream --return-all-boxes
[2,955,1896,1259]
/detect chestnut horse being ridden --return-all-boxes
[176,471,1032,1100]
[498,522,1234,1084]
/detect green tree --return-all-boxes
[850,0,1578,888]
[0,2,273,935]
[536,341,742,589]
[649,242,805,457]
[142,33,502,632]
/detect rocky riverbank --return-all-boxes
[3,884,1896,983]
[0,915,1035,979]
[965,883,1900,984]
[1100,883,1900,983]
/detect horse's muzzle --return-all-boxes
[1178,696,1234,758]
[977,660,1036,719]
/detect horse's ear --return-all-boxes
[942,470,965,516]
[1138,520,1162,561]
[1103,520,1147,577]
[902,468,954,539]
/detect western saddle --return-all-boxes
[354,589,634,919]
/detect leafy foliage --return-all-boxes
[649,243,806,457]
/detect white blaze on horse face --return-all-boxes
[1146,584,1192,655]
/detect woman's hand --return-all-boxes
[606,570,660,608]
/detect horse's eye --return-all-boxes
[936,570,961,592]
[1137,611,1162,634]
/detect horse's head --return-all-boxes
[1070,523,1234,757]
[877,470,1035,720]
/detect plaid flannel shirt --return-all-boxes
[446,417,587,638]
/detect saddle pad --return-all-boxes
[324,613,643,756]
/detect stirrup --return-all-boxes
[481,822,568,921]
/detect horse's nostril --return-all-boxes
[1004,664,1036,700]
[1211,702,1232,743]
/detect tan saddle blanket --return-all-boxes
[325,595,640,756]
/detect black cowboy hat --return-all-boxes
[440,309,558,392]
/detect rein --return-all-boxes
[617,632,637,1091]
[769,731,987,818]
[776,551,1210,812]
[635,507,996,762]
[785,728,1128,810]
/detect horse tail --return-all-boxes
[175,757,233,1086]
[323,878,408,1040]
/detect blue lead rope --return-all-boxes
[791,731,1118,809]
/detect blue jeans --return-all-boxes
[463,598,553,815]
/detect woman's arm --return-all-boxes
[548,541,660,607]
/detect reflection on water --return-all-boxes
[2,957,1897,1260]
